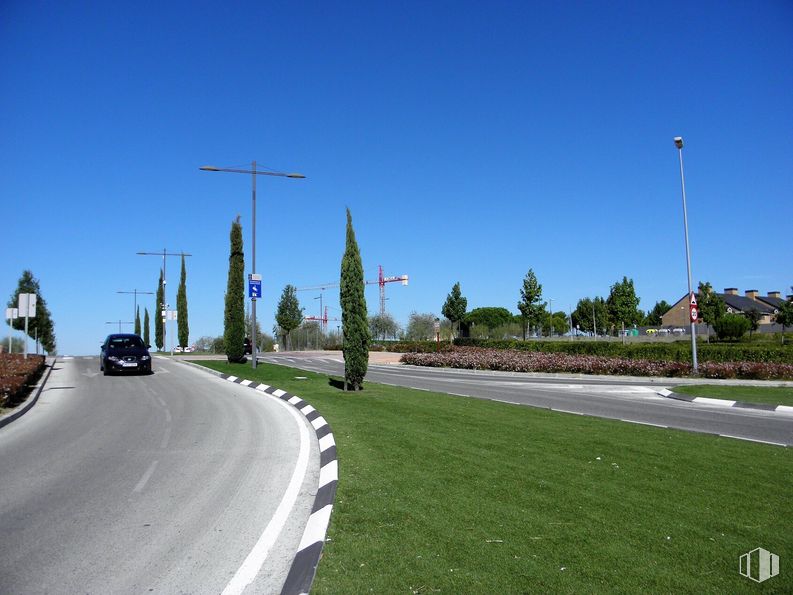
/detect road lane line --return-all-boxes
[133,460,159,493]
[551,408,584,416]
[222,392,311,595]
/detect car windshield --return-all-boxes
[108,337,144,350]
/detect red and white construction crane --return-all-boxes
[296,265,409,317]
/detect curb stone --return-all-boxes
[0,357,56,429]
[179,360,336,595]
[655,388,793,414]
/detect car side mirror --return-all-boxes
[146,344,151,349]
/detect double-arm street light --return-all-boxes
[199,161,305,369]
[136,249,192,353]
[674,136,698,373]
[117,289,154,330]
[106,320,134,333]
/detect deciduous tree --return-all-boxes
[606,276,642,333]
[442,282,467,341]
[517,269,543,339]
[405,312,437,340]
[275,285,303,350]
[369,313,399,340]
[774,290,793,344]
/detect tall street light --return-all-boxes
[674,136,698,373]
[117,289,154,330]
[199,161,305,369]
[106,321,134,333]
[136,249,192,353]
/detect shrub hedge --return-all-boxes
[452,338,793,364]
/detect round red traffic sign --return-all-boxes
[690,306,698,322]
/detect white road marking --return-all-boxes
[620,419,668,428]
[222,392,311,595]
[694,397,737,407]
[550,409,584,416]
[133,460,159,493]
[775,405,793,415]
[491,399,520,405]
[720,435,787,447]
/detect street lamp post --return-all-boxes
[674,136,698,373]
[106,321,134,333]
[136,249,192,353]
[117,289,155,331]
[199,162,305,369]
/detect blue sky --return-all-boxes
[2,1,791,355]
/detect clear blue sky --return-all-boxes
[2,1,791,355]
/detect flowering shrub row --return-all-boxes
[0,354,45,407]
[400,347,793,380]
[453,338,793,364]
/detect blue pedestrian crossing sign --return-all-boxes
[248,274,262,299]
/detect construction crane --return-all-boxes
[303,306,341,333]
[296,265,409,317]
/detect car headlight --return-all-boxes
[141,355,150,361]
[108,356,120,362]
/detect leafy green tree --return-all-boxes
[697,281,725,328]
[442,282,467,341]
[465,307,514,332]
[224,216,246,362]
[369,313,400,340]
[143,308,150,346]
[571,296,608,335]
[775,292,793,344]
[134,306,141,336]
[340,208,370,390]
[405,312,437,340]
[551,311,569,336]
[517,269,543,339]
[155,269,164,351]
[177,253,189,348]
[643,300,671,326]
[606,276,642,333]
[744,308,762,338]
[7,270,56,354]
[275,285,303,350]
[714,313,750,341]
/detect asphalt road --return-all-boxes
[259,352,793,447]
[0,356,317,594]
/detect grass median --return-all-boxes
[674,385,793,407]
[194,360,792,593]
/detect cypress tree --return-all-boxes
[340,208,369,390]
[155,269,164,351]
[177,253,189,348]
[143,308,150,346]
[134,306,141,336]
[224,216,246,362]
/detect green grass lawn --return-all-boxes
[195,361,793,594]
[674,385,793,407]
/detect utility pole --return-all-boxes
[117,289,155,330]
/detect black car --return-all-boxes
[244,337,252,355]
[100,334,152,375]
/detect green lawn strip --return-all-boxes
[674,385,793,407]
[193,360,792,593]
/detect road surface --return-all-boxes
[259,351,793,447]
[0,356,317,594]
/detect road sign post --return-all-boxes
[18,294,36,359]
[5,307,18,354]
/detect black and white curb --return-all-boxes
[217,373,337,595]
[656,388,793,415]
